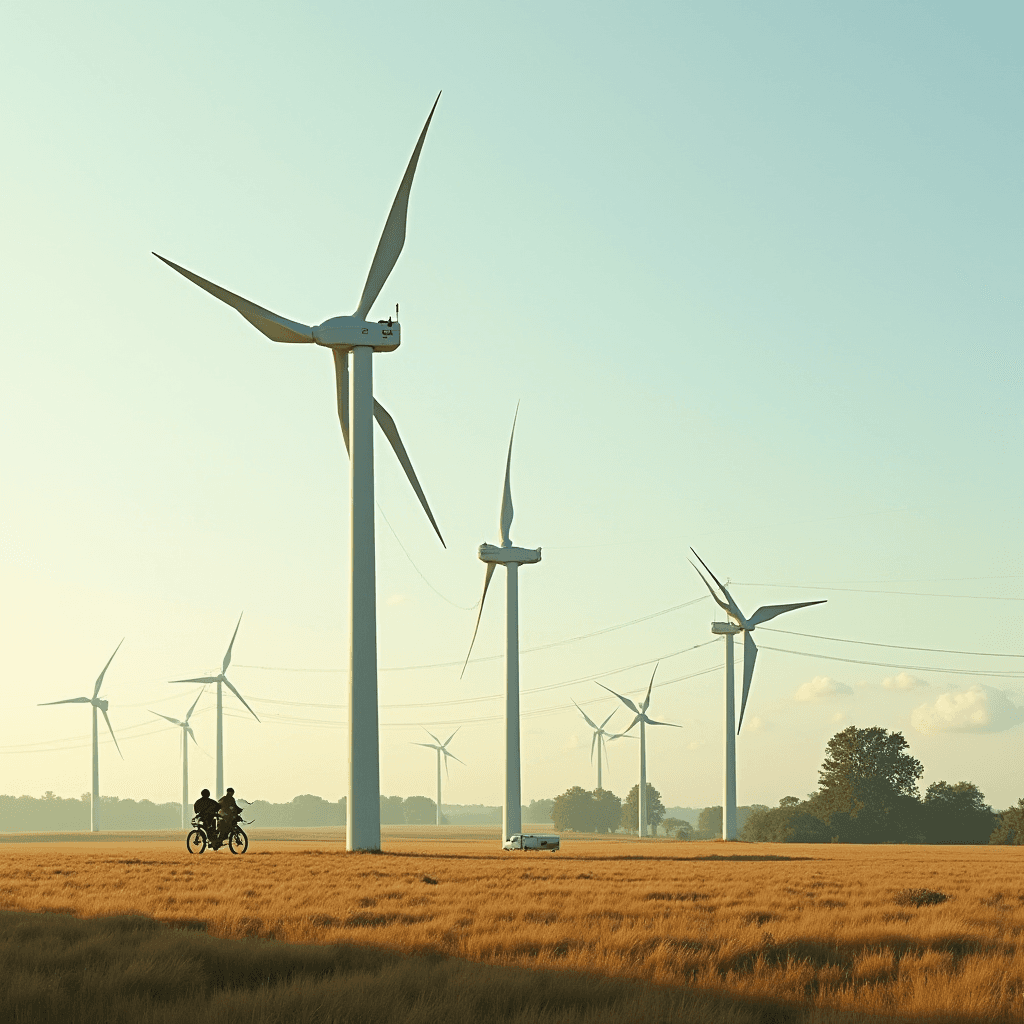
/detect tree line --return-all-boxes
[544,726,1024,844]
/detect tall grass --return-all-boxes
[1,839,1021,1021]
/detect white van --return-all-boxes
[502,833,560,851]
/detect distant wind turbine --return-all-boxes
[151,692,203,829]
[690,549,825,840]
[462,408,541,843]
[170,613,259,797]
[155,94,445,851]
[413,728,465,825]
[572,702,617,791]
[602,665,679,837]
[39,640,124,832]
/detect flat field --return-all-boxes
[0,832,1021,1023]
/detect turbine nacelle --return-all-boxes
[478,542,541,566]
[313,316,400,352]
[711,621,742,635]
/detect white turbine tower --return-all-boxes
[689,549,825,841]
[170,614,259,797]
[463,409,541,843]
[151,692,203,829]
[601,666,679,837]
[413,728,465,825]
[155,96,445,851]
[572,702,617,791]
[39,640,124,832]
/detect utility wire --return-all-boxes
[735,582,1024,602]
[760,627,1024,659]
[756,644,1024,678]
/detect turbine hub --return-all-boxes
[313,316,401,351]
[478,542,542,566]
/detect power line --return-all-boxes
[735,582,1024,602]
[761,627,1024,659]
[236,594,710,674]
[756,644,1024,678]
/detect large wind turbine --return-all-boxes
[170,614,258,797]
[155,96,445,851]
[572,702,617,791]
[602,666,679,837]
[413,728,465,825]
[39,640,124,832]
[151,692,203,829]
[463,410,541,843]
[690,549,825,840]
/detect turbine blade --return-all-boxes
[599,708,617,730]
[101,707,123,759]
[597,683,640,716]
[573,700,600,732]
[413,742,439,749]
[332,349,350,454]
[93,638,124,698]
[445,751,467,767]
[745,600,827,628]
[737,631,758,734]
[223,613,243,673]
[222,676,260,722]
[154,254,314,344]
[354,93,440,320]
[643,716,681,728]
[461,562,496,677]
[151,711,183,726]
[640,663,658,714]
[689,549,745,623]
[170,676,218,685]
[609,714,641,738]
[39,697,91,705]
[442,727,460,748]
[499,405,518,546]
[185,691,203,721]
[424,729,442,745]
[185,724,197,745]
[590,730,597,764]
[373,399,445,547]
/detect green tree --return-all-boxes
[620,783,665,835]
[989,798,1024,845]
[402,795,438,824]
[660,816,694,839]
[380,795,405,824]
[816,726,923,842]
[551,786,595,832]
[527,797,555,823]
[741,798,831,843]
[591,788,622,833]
[695,806,722,839]
[922,782,997,844]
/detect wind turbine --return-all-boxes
[39,640,124,832]
[463,409,541,843]
[601,666,679,837]
[170,613,259,797]
[412,728,465,825]
[572,702,617,791]
[154,95,445,851]
[689,549,825,840]
[151,692,203,829]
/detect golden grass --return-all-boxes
[1,836,1022,1022]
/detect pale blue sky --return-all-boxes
[2,2,1022,814]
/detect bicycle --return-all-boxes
[186,814,252,855]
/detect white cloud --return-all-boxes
[794,676,853,702]
[911,685,1024,735]
[744,716,766,733]
[883,671,928,691]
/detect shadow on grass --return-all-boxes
[0,908,1002,1024]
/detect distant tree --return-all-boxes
[816,726,923,842]
[661,817,684,836]
[695,806,722,840]
[989,798,1024,845]
[527,798,555,823]
[592,788,622,833]
[403,795,438,824]
[922,782,997,844]
[380,795,405,825]
[551,786,595,832]
[620,783,665,835]
[741,798,831,843]
[674,820,694,840]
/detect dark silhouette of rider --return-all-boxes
[217,788,242,844]
[193,789,220,846]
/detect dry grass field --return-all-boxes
[0,832,1021,1023]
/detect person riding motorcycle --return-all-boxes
[216,788,243,845]
[193,789,220,845]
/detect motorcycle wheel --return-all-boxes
[229,827,248,855]
[186,829,207,854]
